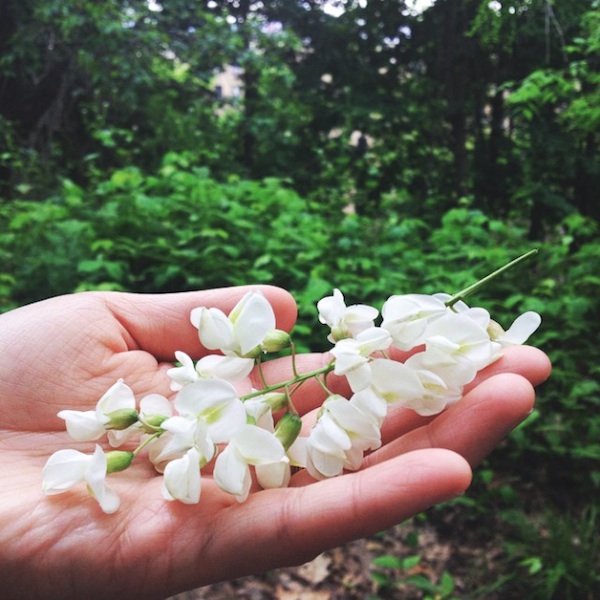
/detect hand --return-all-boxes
[0,287,551,600]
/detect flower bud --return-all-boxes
[141,413,169,432]
[274,412,302,451]
[263,392,288,412]
[105,408,139,431]
[261,329,292,353]
[105,450,135,474]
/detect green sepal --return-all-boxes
[261,329,292,353]
[274,412,302,451]
[105,408,139,430]
[140,413,169,432]
[105,450,135,473]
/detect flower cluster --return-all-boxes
[42,255,541,513]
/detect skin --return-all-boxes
[0,285,551,600]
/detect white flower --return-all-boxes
[256,460,292,490]
[381,294,448,351]
[400,353,463,415]
[368,359,425,405]
[58,379,137,442]
[305,394,382,480]
[190,290,276,357]
[162,447,203,504]
[244,397,274,430]
[149,379,244,470]
[108,392,172,447]
[167,351,200,390]
[41,445,120,514]
[195,354,254,382]
[422,311,497,380]
[349,388,388,427]
[168,351,254,391]
[149,416,214,471]
[494,311,542,346]
[213,425,288,502]
[369,357,460,416]
[317,289,379,342]
[56,409,105,442]
[174,379,247,443]
[330,327,392,392]
[243,392,287,431]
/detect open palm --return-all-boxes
[0,286,551,600]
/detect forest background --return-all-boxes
[1,1,599,598]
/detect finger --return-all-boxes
[162,448,471,593]
[100,285,298,361]
[465,344,551,391]
[368,372,535,469]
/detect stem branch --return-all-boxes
[445,249,538,308]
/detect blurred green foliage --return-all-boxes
[1,155,598,502]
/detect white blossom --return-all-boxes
[494,311,542,346]
[108,392,172,447]
[368,358,425,406]
[243,392,287,431]
[42,273,544,513]
[305,394,383,480]
[41,445,120,514]
[167,351,200,390]
[149,416,213,471]
[401,353,462,415]
[213,425,288,502]
[195,354,254,382]
[349,388,388,428]
[381,294,448,350]
[190,290,276,357]
[167,351,254,391]
[58,379,137,442]
[174,379,246,443]
[162,447,203,504]
[149,379,244,470]
[422,311,498,381]
[317,289,379,342]
[330,327,392,392]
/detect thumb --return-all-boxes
[100,285,298,361]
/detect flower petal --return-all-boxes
[230,424,286,464]
[500,311,542,345]
[256,460,291,489]
[317,289,346,326]
[213,445,250,498]
[162,447,202,504]
[370,359,424,404]
[192,307,235,351]
[96,379,136,419]
[57,410,106,442]
[41,449,89,493]
[232,291,276,355]
[195,354,254,382]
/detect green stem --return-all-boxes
[132,431,163,457]
[256,355,269,389]
[445,249,538,308]
[290,342,299,378]
[241,361,335,401]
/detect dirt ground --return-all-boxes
[167,503,512,600]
